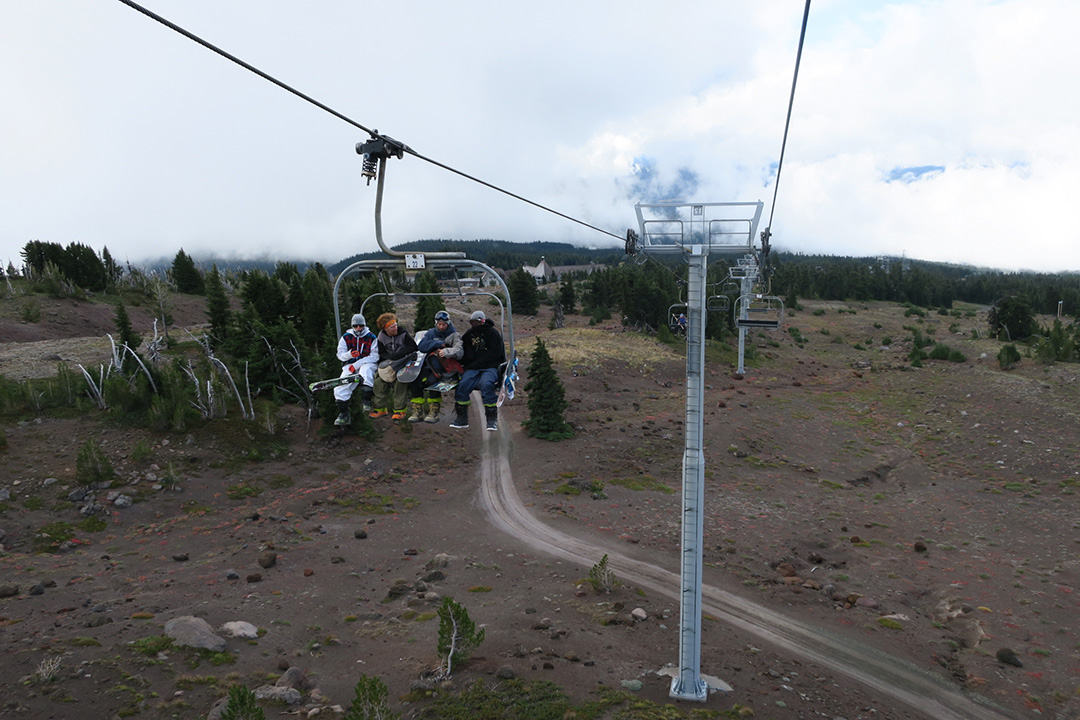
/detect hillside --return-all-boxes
[1,289,1078,720]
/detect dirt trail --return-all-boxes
[477,426,1015,720]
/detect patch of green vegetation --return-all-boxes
[608,476,675,494]
[131,440,152,462]
[78,516,108,532]
[32,521,76,553]
[174,675,219,690]
[266,474,294,489]
[22,495,46,510]
[225,482,263,500]
[1003,482,1026,492]
[415,612,437,622]
[330,488,415,514]
[878,617,903,630]
[68,637,102,647]
[131,635,174,656]
[419,678,749,719]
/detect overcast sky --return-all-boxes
[2,0,1078,273]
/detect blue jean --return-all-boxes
[454,367,498,406]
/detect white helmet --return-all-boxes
[351,313,366,328]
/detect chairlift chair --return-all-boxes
[734,293,784,330]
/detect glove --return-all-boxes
[348,365,356,373]
[350,350,361,358]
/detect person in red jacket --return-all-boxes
[333,313,378,426]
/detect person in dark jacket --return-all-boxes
[411,310,463,423]
[450,310,506,431]
[370,313,418,421]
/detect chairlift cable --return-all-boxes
[115,0,624,243]
[764,0,812,241]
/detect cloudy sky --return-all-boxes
[2,0,1078,273]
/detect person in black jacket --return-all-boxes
[450,310,506,431]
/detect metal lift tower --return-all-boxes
[629,201,764,701]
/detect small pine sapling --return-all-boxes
[343,675,399,720]
[588,554,619,594]
[436,596,485,678]
[75,439,113,486]
[219,684,266,720]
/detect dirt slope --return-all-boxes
[1,295,1078,719]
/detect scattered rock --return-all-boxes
[172,553,189,562]
[219,621,259,639]
[276,666,312,692]
[0,584,18,598]
[354,529,368,540]
[28,583,44,596]
[304,568,314,577]
[496,665,516,679]
[913,541,928,553]
[164,616,226,652]
[631,608,648,621]
[996,648,1023,667]
[775,562,797,577]
[247,573,262,583]
[257,552,277,569]
[253,685,302,706]
[620,679,643,691]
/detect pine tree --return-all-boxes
[205,264,231,349]
[298,265,334,351]
[508,267,539,316]
[522,337,573,441]
[436,597,484,677]
[558,277,576,313]
[114,299,142,370]
[412,271,445,332]
[171,249,204,294]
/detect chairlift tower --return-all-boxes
[628,200,763,701]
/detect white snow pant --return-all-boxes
[333,362,376,402]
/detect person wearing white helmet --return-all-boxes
[333,313,378,426]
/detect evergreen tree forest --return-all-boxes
[6,237,1080,439]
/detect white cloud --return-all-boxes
[1,0,1078,272]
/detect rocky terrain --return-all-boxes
[1,289,1078,719]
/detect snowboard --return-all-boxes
[395,351,426,383]
[427,378,459,393]
[496,356,519,407]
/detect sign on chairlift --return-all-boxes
[405,254,426,270]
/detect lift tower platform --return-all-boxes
[628,201,764,701]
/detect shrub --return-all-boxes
[219,684,265,720]
[20,299,41,323]
[928,344,952,361]
[343,675,399,720]
[998,344,1021,370]
[76,439,113,486]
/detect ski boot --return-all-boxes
[449,403,469,429]
[334,401,351,427]
[484,405,498,432]
[424,401,441,424]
